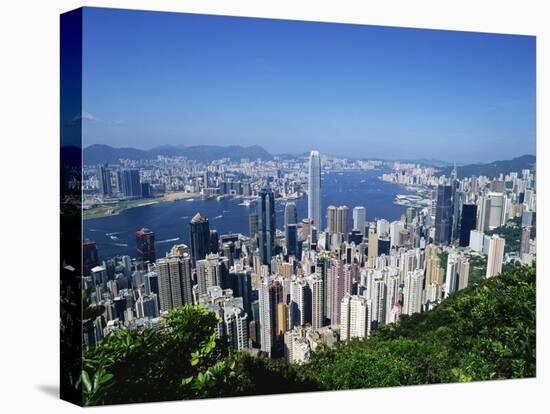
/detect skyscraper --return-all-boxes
[156,250,193,312]
[331,260,351,324]
[284,202,297,229]
[83,240,99,276]
[326,205,337,234]
[367,227,378,267]
[96,164,112,197]
[444,252,470,297]
[135,228,156,262]
[258,186,276,265]
[340,294,371,341]
[487,192,507,230]
[259,278,284,357]
[316,254,332,325]
[196,254,222,295]
[249,212,259,239]
[353,206,366,233]
[520,226,531,256]
[189,213,210,264]
[486,235,505,278]
[450,165,462,241]
[223,306,249,351]
[118,169,141,198]
[459,204,477,247]
[370,277,387,327]
[309,275,324,329]
[284,202,298,256]
[336,205,349,236]
[135,293,160,319]
[289,277,311,328]
[434,184,453,245]
[308,150,322,230]
[403,269,424,315]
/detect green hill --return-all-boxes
[83,144,273,164]
[75,262,536,405]
[300,261,535,389]
[438,155,535,179]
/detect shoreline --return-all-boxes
[83,192,200,220]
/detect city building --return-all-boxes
[135,228,156,262]
[459,204,477,247]
[156,249,193,311]
[434,184,453,245]
[96,164,112,197]
[486,235,505,278]
[444,252,470,297]
[340,294,371,340]
[118,168,141,198]
[308,150,322,230]
[258,186,276,266]
[189,213,211,264]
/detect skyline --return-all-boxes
[82,141,536,166]
[82,7,535,164]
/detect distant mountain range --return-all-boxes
[83,144,535,179]
[83,144,273,164]
[438,154,536,178]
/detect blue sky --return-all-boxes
[82,7,536,163]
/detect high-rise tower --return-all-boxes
[308,150,322,231]
[284,202,298,256]
[189,213,210,265]
[434,184,453,245]
[258,186,276,265]
[353,206,366,233]
[486,235,505,278]
[135,228,156,262]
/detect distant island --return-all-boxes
[83,144,273,164]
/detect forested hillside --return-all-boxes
[77,262,536,405]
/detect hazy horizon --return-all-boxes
[82,142,536,165]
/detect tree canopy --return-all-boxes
[78,262,536,405]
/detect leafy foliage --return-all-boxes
[486,218,522,254]
[466,253,487,286]
[300,262,535,389]
[80,305,233,405]
[79,263,535,405]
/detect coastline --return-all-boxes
[83,191,200,220]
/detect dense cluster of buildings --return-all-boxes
[83,153,382,210]
[82,150,536,366]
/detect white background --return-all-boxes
[0,0,547,412]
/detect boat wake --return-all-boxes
[156,237,180,244]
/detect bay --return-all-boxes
[84,170,414,260]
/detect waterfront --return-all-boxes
[84,170,415,260]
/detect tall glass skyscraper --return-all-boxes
[258,186,276,265]
[434,184,453,245]
[308,150,322,231]
[284,202,297,254]
[284,202,297,228]
[459,204,477,247]
[189,213,210,264]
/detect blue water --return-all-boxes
[84,171,414,260]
